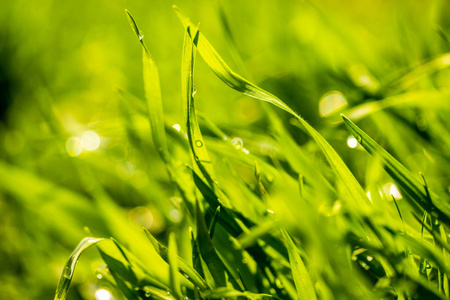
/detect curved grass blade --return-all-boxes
[281,228,317,300]
[173,6,371,216]
[125,10,168,160]
[54,237,104,300]
[168,232,184,300]
[342,115,450,222]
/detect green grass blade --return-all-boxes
[143,228,208,291]
[54,237,104,300]
[342,115,450,222]
[168,232,184,300]
[208,206,221,238]
[125,10,168,160]
[281,228,317,300]
[173,6,371,216]
[181,24,218,190]
[205,287,281,299]
[195,201,228,287]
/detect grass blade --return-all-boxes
[125,9,168,160]
[195,201,228,287]
[143,228,209,291]
[342,114,450,222]
[281,228,317,300]
[54,237,104,300]
[205,287,281,299]
[168,232,184,300]
[173,6,371,217]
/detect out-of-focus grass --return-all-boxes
[1,0,450,299]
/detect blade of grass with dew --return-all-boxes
[181,24,217,190]
[125,10,168,160]
[143,228,208,291]
[281,227,317,300]
[143,286,178,300]
[109,269,141,300]
[342,115,450,222]
[173,6,371,218]
[168,232,184,300]
[98,248,138,285]
[97,248,141,300]
[54,237,104,300]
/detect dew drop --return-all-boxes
[231,137,243,150]
[195,140,203,147]
[138,30,144,41]
[367,256,373,262]
[347,136,358,148]
[172,124,181,132]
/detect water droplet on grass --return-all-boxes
[231,137,243,149]
[172,124,181,132]
[95,289,113,300]
[347,136,358,148]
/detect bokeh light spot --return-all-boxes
[347,136,358,148]
[319,91,347,117]
[66,137,83,157]
[81,130,100,151]
[95,289,113,300]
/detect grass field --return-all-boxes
[1,1,450,299]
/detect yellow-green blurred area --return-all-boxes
[1,0,450,299]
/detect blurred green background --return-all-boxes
[1,0,450,299]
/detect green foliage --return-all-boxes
[1,1,450,300]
